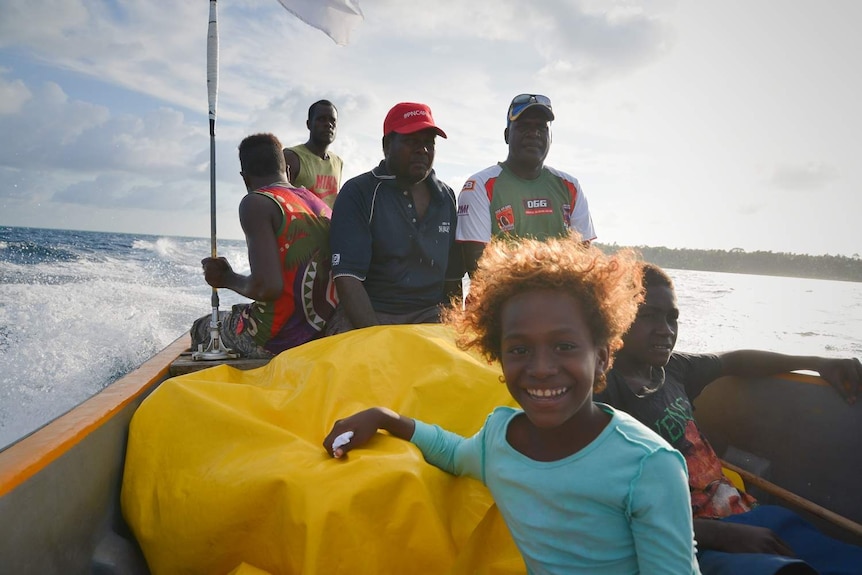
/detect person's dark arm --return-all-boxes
[444,278,463,304]
[283,148,301,185]
[334,276,379,329]
[201,193,282,301]
[323,407,416,458]
[461,241,485,278]
[444,235,465,303]
[718,350,861,403]
[693,518,795,556]
[330,176,380,328]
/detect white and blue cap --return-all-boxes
[507,94,554,128]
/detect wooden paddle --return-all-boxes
[721,459,862,541]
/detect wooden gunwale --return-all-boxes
[0,335,189,497]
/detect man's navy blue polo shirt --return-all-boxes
[330,161,464,315]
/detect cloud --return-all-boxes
[0,1,212,116]
[0,71,31,114]
[0,0,90,47]
[541,2,674,79]
[0,72,210,175]
[736,202,765,216]
[0,166,33,200]
[0,70,226,218]
[358,0,674,80]
[768,162,838,191]
[0,1,675,161]
[0,76,110,162]
[53,173,203,211]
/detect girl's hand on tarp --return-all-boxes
[324,407,415,458]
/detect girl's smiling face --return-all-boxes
[500,289,609,430]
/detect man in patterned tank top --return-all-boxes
[191,133,337,358]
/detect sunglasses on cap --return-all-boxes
[507,94,554,123]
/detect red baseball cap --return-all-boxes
[383,102,447,138]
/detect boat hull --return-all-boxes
[694,372,862,544]
[0,336,189,574]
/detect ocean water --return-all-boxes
[0,226,250,450]
[1,226,861,450]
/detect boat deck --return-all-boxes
[168,350,270,376]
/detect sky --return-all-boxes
[1,0,860,257]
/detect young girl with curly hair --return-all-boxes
[324,237,700,574]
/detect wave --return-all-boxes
[132,237,190,259]
[132,236,250,273]
[0,240,80,265]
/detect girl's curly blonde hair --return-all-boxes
[443,236,643,389]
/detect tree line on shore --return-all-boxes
[595,244,862,283]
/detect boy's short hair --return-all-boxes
[641,262,674,290]
[238,133,286,177]
[444,236,643,388]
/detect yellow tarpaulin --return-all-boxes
[122,324,525,575]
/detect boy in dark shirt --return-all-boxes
[596,263,862,574]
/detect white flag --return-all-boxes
[276,0,364,46]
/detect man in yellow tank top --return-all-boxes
[283,100,343,208]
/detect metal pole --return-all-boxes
[193,0,235,360]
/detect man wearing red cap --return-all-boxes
[456,94,596,276]
[325,102,464,334]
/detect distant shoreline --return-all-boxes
[597,243,862,283]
